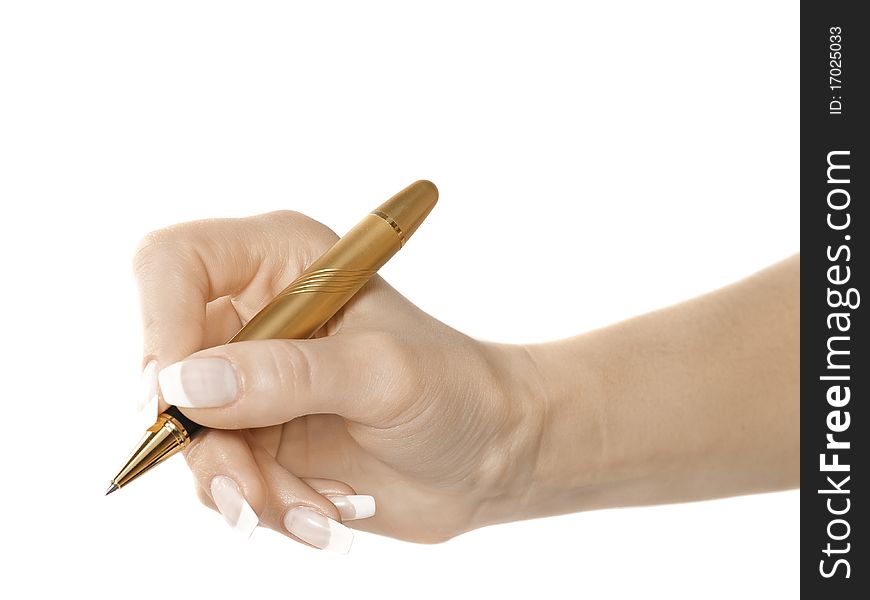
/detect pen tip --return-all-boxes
[105,483,119,496]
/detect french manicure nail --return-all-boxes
[158,358,237,408]
[283,507,354,554]
[326,495,376,521]
[210,476,258,538]
[138,360,159,412]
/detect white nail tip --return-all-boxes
[284,507,354,554]
[210,476,258,538]
[138,361,159,412]
[328,495,377,521]
[158,358,237,408]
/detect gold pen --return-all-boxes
[106,180,438,494]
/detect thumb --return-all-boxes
[157,330,418,429]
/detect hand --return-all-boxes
[133,209,800,553]
[133,211,544,551]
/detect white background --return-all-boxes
[0,1,799,598]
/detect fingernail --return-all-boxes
[210,476,258,538]
[158,358,237,408]
[138,360,159,412]
[283,507,354,554]
[326,495,376,521]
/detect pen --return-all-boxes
[106,180,438,494]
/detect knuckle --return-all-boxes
[131,230,165,268]
[272,341,313,403]
[262,210,339,250]
[260,209,304,225]
[131,226,190,273]
[307,223,340,249]
[182,437,212,473]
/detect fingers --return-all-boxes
[132,211,338,406]
[183,429,265,538]
[186,430,376,551]
[302,478,377,522]
[248,443,361,554]
[139,297,244,417]
[159,330,418,429]
[133,217,250,366]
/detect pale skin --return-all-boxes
[133,210,799,548]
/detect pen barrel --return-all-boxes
[229,213,402,342]
[111,181,437,493]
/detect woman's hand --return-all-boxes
[133,210,545,551]
[133,209,800,553]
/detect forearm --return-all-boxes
[478,255,800,527]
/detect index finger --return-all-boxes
[132,210,337,410]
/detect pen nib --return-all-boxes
[105,482,119,496]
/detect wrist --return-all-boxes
[466,338,614,529]
[521,332,689,517]
[517,338,615,517]
[470,334,648,529]
[460,341,547,530]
